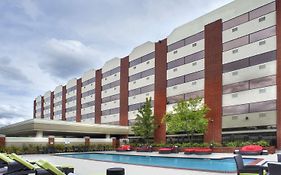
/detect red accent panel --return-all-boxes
[0,136,5,147]
[120,56,129,126]
[154,39,167,144]
[33,100,36,119]
[62,86,66,121]
[41,96,44,119]
[50,92,54,120]
[276,0,281,149]
[95,69,102,124]
[204,19,223,144]
[76,78,82,122]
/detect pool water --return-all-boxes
[60,153,256,172]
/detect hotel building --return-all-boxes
[33,0,281,148]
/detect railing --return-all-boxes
[4,137,112,147]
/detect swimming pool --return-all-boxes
[59,153,256,172]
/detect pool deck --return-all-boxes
[22,151,280,175]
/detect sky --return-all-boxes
[0,0,233,127]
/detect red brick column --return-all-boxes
[33,100,36,119]
[276,0,281,149]
[84,136,90,147]
[41,96,44,119]
[0,135,5,147]
[95,69,102,124]
[120,56,129,126]
[48,136,55,146]
[50,92,54,120]
[112,137,117,148]
[76,78,82,122]
[62,86,66,121]
[204,19,223,144]
[154,39,167,144]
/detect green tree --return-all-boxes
[165,97,209,142]
[132,97,155,144]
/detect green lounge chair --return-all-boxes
[6,153,74,175]
[36,160,68,175]
[0,153,14,168]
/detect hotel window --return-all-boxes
[223,104,249,116]
[249,2,275,20]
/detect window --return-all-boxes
[223,104,249,116]
[82,77,95,87]
[184,31,204,46]
[249,50,276,66]
[232,93,238,98]
[167,57,184,70]
[259,88,266,94]
[185,50,204,64]
[192,62,197,66]
[223,81,249,94]
[167,76,184,87]
[185,71,204,82]
[232,27,238,32]
[223,36,249,52]
[223,13,249,31]
[167,95,184,104]
[167,40,185,52]
[250,100,276,113]
[259,64,266,70]
[232,49,239,54]
[259,40,266,46]
[249,26,276,43]
[223,58,249,73]
[249,2,275,20]
[259,16,266,22]
[184,90,204,99]
[249,75,276,89]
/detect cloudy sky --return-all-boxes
[0,0,233,127]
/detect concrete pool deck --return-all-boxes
[22,151,281,175]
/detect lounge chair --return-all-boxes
[116,145,132,152]
[268,163,281,175]
[0,153,13,168]
[234,154,263,175]
[36,159,75,175]
[235,145,264,155]
[136,145,153,152]
[5,153,74,175]
[184,148,212,155]
[158,146,179,154]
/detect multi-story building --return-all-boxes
[100,58,121,125]
[33,0,281,148]
[43,91,53,120]
[128,42,155,125]
[81,69,96,123]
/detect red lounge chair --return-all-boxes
[159,146,179,154]
[184,148,212,155]
[136,145,153,152]
[239,145,263,155]
[184,148,195,155]
[159,148,172,154]
[116,145,132,152]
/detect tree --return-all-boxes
[132,97,155,144]
[165,97,209,142]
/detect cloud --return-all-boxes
[0,0,234,127]
[0,56,31,84]
[0,104,28,127]
[20,0,42,21]
[39,38,103,79]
